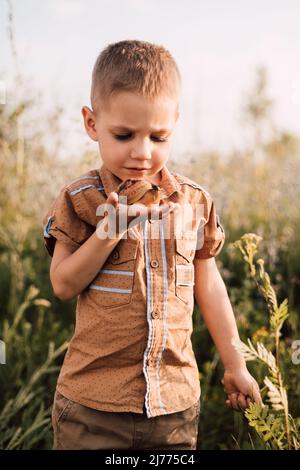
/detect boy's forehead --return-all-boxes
[99,90,178,128]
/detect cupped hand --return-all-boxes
[104,191,180,234]
[223,368,263,412]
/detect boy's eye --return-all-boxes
[114,134,168,143]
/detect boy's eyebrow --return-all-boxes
[109,125,171,134]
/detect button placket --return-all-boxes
[145,220,165,416]
[148,223,161,322]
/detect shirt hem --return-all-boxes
[57,385,145,414]
[56,385,201,417]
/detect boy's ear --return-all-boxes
[81,106,98,141]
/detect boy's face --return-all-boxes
[82,91,179,185]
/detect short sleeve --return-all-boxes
[42,188,94,257]
[194,194,225,259]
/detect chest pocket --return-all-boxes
[88,238,139,308]
[175,235,195,305]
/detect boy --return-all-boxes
[43,40,262,450]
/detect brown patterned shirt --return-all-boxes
[43,164,225,417]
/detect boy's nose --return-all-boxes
[131,143,152,161]
[131,154,152,163]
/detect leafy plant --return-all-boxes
[232,233,300,450]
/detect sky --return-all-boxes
[1,0,300,160]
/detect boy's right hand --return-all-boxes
[97,191,179,238]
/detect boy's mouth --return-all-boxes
[125,167,149,173]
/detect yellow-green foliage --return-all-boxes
[233,234,300,450]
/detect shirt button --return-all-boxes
[147,358,155,367]
[152,310,159,319]
[150,259,159,268]
[112,250,120,260]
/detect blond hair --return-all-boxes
[90,39,181,114]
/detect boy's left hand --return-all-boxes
[223,368,263,411]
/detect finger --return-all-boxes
[161,202,175,217]
[149,205,164,219]
[229,393,240,411]
[107,192,119,207]
[155,203,174,220]
[237,393,248,411]
[127,203,149,227]
[146,202,175,222]
[172,202,181,213]
[249,381,264,407]
[225,399,232,409]
[252,385,264,407]
[159,201,174,210]
[246,396,252,408]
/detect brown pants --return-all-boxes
[51,390,200,450]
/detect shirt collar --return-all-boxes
[99,164,181,199]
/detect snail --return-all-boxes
[116,178,163,206]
